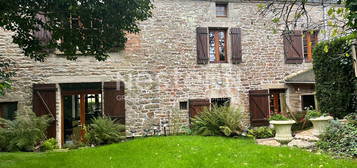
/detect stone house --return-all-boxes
[0,0,331,146]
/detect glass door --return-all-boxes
[63,93,102,145]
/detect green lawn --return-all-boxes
[0,136,355,168]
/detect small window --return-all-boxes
[0,102,18,120]
[179,101,188,110]
[209,29,227,63]
[303,31,318,62]
[216,3,228,17]
[211,98,230,107]
[302,95,316,110]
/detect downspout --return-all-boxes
[322,0,328,40]
[352,40,357,77]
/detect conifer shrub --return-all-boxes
[313,34,356,118]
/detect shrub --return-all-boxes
[291,120,313,132]
[313,34,356,118]
[305,108,322,120]
[344,113,357,126]
[85,116,125,146]
[63,142,86,150]
[268,114,289,121]
[291,111,313,132]
[40,138,58,151]
[0,109,51,152]
[247,127,275,139]
[316,120,357,158]
[191,105,244,136]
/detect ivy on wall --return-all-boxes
[313,34,356,118]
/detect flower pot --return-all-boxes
[309,116,333,136]
[269,120,296,144]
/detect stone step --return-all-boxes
[288,139,315,149]
[294,134,319,142]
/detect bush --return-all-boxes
[191,105,244,136]
[268,114,289,121]
[313,34,356,118]
[40,138,58,151]
[85,116,125,146]
[0,109,51,152]
[291,120,313,132]
[247,127,275,139]
[316,120,357,158]
[344,113,357,126]
[305,108,322,120]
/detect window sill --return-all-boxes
[210,61,228,64]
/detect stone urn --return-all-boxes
[270,120,296,144]
[309,116,333,136]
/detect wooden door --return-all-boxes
[33,84,57,138]
[189,99,210,121]
[249,90,270,126]
[104,82,125,124]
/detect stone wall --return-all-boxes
[0,0,331,143]
[286,84,316,114]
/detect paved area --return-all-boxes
[256,129,318,149]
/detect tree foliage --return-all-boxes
[313,34,356,118]
[0,59,15,96]
[0,0,153,61]
[346,0,357,31]
[259,0,356,35]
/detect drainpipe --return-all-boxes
[352,40,357,77]
[322,0,328,40]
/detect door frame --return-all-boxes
[61,90,102,145]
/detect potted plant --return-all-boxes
[269,114,295,144]
[305,108,333,136]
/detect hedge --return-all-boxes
[313,34,357,118]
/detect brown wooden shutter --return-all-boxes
[189,99,210,122]
[104,81,125,124]
[33,13,52,44]
[196,27,209,64]
[283,30,303,64]
[231,28,242,64]
[33,84,57,138]
[249,90,270,126]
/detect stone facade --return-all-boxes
[0,0,331,145]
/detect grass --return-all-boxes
[0,136,355,168]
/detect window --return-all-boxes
[269,89,286,114]
[179,101,188,110]
[209,29,227,63]
[211,98,230,107]
[303,31,318,62]
[216,3,228,17]
[0,102,17,120]
[301,95,316,110]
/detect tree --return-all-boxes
[259,0,356,36]
[0,0,153,61]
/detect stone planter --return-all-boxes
[270,120,296,144]
[309,116,333,136]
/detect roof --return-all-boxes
[285,69,315,84]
